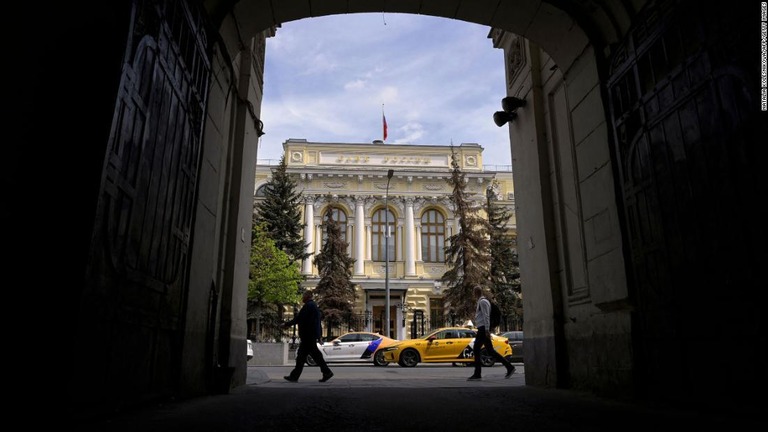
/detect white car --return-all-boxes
[304,332,398,366]
[247,339,254,361]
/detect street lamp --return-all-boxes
[384,169,394,338]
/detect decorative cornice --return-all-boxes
[507,35,526,89]
[324,182,347,189]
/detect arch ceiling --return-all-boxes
[209,0,643,72]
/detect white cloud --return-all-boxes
[344,79,367,91]
[259,13,512,166]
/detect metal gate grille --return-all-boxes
[86,0,211,405]
[606,0,764,400]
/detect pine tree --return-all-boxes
[254,155,310,262]
[486,184,522,330]
[313,213,357,338]
[441,147,492,321]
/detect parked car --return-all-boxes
[305,331,398,366]
[500,331,523,362]
[247,339,254,361]
[379,327,513,367]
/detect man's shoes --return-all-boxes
[319,372,334,382]
[467,375,482,381]
[283,376,298,382]
[505,366,516,378]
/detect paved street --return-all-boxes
[250,362,527,387]
[77,363,761,432]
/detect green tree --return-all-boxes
[486,184,522,330]
[248,222,303,341]
[441,147,492,321]
[254,155,310,262]
[313,213,356,338]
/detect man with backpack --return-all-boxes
[467,285,516,381]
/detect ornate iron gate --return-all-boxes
[606,0,765,400]
[84,0,211,407]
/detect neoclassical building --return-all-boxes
[254,140,515,340]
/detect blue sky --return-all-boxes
[258,13,512,168]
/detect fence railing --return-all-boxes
[250,311,522,343]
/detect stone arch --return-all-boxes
[253,181,269,197]
[203,0,645,398]
[371,202,400,221]
[320,202,352,221]
[219,1,636,72]
[78,0,768,421]
[418,204,448,221]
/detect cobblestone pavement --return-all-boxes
[74,365,762,432]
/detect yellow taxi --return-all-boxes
[379,327,513,367]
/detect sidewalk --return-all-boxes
[75,367,762,432]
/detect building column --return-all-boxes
[315,223,322,267]
[396,223,402,262]
[354,196,365,275]
[405,198,416,276]
[347,225,353,255]
[302,197,315,274]
[415,224,422,262]
[365,224,372,260]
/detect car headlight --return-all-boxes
[381,346,400,352]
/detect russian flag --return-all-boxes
[383,112,388,142]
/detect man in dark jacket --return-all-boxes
[281,290,334,382]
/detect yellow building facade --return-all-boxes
[254,139,515,340]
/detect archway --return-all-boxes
[28,0,763,424]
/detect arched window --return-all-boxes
[372,207,395,262]
[421,209,445,262]
[254,184,267,197]
[322,206,347,242]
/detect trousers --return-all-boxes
[472,327,513,376]
[289,339,332,379]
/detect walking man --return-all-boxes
[467,285,516,380]
[281,290,334,382]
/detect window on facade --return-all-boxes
[254,184,267,197]
[372,207,395,262]
[430,298,445,328]
[322,207,347,242]
[421,209,445,262]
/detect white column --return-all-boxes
[347,225,353,255]
[354,196,365,275]
[315,223,322,262]
[415,224,422,262]
[405,198,416,276]
[365,224,372,260]
[396,223,402,262]
[302,198,315,274]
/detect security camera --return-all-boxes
[501,96,526,112]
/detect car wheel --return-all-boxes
[373,350,389,366]
[398,349,420,367]
[480,349,495,367]
[306,354,317,366]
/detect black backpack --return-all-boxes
[489,300,501,330]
